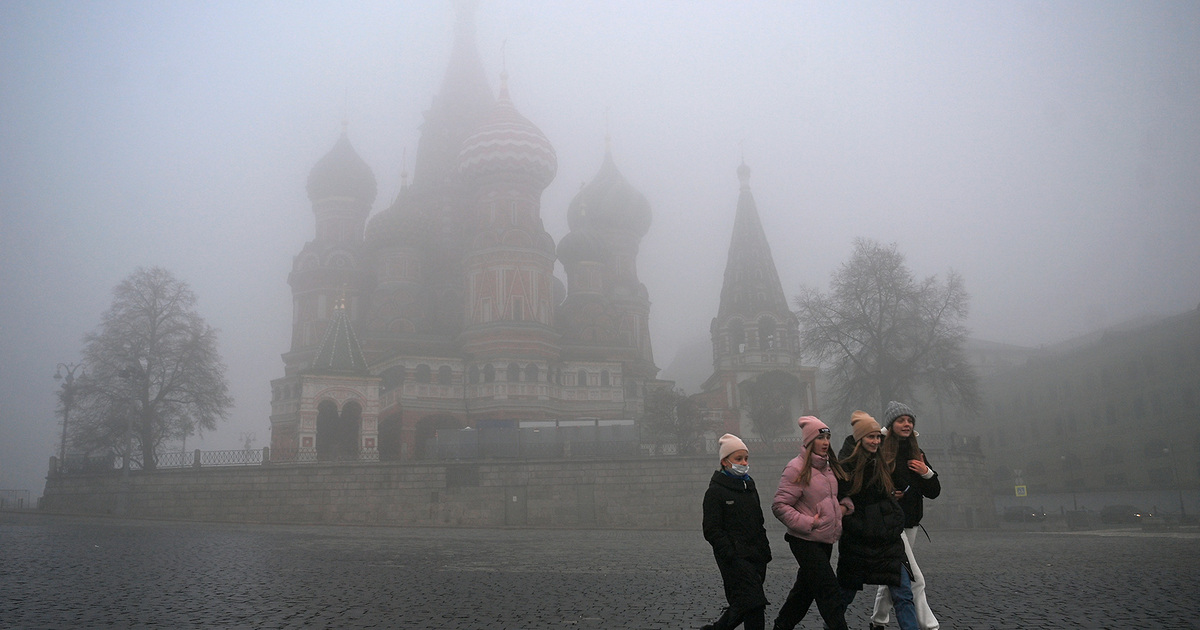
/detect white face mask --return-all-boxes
[729,463,750,476]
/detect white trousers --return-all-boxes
[871,527,939,630]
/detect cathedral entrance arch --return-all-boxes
[377,412,403,462]
[316,399,362,461]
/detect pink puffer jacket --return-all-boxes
[771,451,852,544]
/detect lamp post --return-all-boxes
[116,360,145,516]
[54,363,83,474]
[1059,455,1078,512]
[1163,447,1187,521]
[118,360,147,473]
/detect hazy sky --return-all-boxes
[3,1,1198,496]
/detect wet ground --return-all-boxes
[1,511,1197,629]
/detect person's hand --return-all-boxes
[908,459,929,475]
[811,505,821,530]
[892,488,905,499]
[839,503,849,517]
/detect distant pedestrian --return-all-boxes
[701,433,772,630]
[870,401,941,630]
[770,416,852,630]
[836,411,918,630]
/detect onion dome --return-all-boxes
[365,194,425,248]
[307,124,377,204]
[556,229,605,267]
[566,148,651,236]
[457,75,557,189]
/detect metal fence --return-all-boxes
[0,489,31,509]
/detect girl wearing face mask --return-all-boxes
[701,434,772,630]
[769,417,853,630]
[836,412,918,630]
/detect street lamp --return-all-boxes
[118,362,144,473]
[1060,454,1078,512]
[54,363,84,474]
[1163,447,1187,521]
[116,360,145,517]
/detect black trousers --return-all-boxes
[712,556,768,630]
[772,535,848,630]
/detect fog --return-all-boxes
[2,1,1198,497]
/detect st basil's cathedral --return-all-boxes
[268,6,816,460]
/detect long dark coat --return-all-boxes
[889,438,941,528]
[836,457,906,590]
[703,469,772,611]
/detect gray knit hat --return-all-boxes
[883,400,916,427]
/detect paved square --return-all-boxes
[1,512,1196,629]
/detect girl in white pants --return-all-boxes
[871,401,940,630]
[871,527,938,629]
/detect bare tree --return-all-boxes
[641,387,713,454]
[738,370,799,446]
[795,238,979,423]
[73,267,233,470]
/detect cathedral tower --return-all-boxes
[698,162,816,440]
[558,143,657,398]
[456,73,560,361]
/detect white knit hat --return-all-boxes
[718,433,748,462]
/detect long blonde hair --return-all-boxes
[841,440,894,496]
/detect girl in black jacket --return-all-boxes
[872,401,941,630]
[836,412,918,630]
[701,434,772,630]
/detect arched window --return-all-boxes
[380,366,405,392]
[577,369,588,387]
[415,364,432,384]
[315,400,340,461]
[758,316,777,349]
[729,320,745,353]
[507,363,521,382]
[437,366,453,386]
[600,370,610,387]
[525,363,539,382]
[484,363,495,383]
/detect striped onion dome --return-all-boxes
[457,76,557,189]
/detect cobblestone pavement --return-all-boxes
[2,511,1197,629]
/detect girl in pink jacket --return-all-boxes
[770,416,853,630]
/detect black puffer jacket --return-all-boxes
[836,457,906,590]
[703,469,772,609]
[889,439,941,528]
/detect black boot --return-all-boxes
[701,606,733,630]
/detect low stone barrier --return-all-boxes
[40,448,994,529]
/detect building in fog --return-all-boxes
[694,162,818,444]
[963,306,1200,510]
[269,9,658,460]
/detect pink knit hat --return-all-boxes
[718,433,748,462]
[797,416,830,448]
